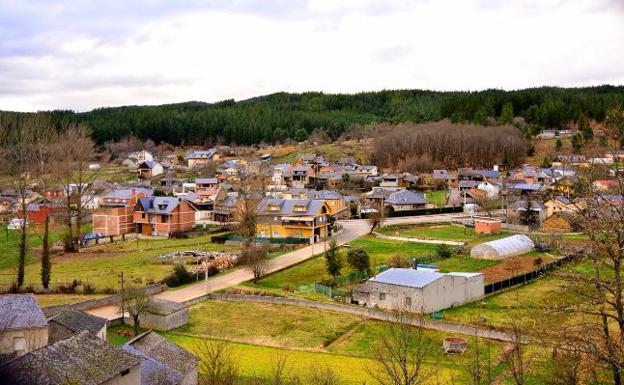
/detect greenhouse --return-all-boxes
[470,234,535,260]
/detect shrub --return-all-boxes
[83,282,96,295]
[347,248,371,274]
[163,264,195,287]
[169,231,188,239]
[533,257,544,266]
[389,254,409,268]
[435,244,454,259]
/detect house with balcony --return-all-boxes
[133,196,196,236]
[92,188,152,236]
[256,198,331,243]
[195,178,219,197]
[186,149,219,168]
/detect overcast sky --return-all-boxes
[1,0,623,112]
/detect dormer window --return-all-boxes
[293,205,306,212]
[268,205,281,211]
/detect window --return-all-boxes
[404,297,412,307]
[120,369,130,376]
[13,336,26,351]
[379,292,386,300]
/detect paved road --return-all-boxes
[86,212,467,319]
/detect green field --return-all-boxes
[165,300,504,385]
[378,224,511,245]
[0,231,238,292]
[423,190,447,207]
[35,293,106,307]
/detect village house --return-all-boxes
[194,177,219,197]
[186,148,219,168]
[136,150,154,163]
[92,188,152,236]
[256,198,331,243]
[507,199,546,225]
[133,196,196,236]
[137,160,164,179]
[544,195,576,217]
[0,331,142,385]
[0,294,48,361]
[17,199,65,224]
[364,188,431,213]
[379,174,404,188]
[123,330,198,385]
[212,189,241,223]
[542,211,577,233]
[289,165,315,189]
[48,309,107,343]
[352,268,484,313]
[281,189,349,219]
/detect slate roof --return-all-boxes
[257,198,326,216]
[123,330,197,385]
[149,298,187,316]
[370,268,444,288]
[459,180,481,189]
[138,160,161,169]
[195,178,218,185]
[138,197,189,214]
[0,331,141,385]
[385,190,428,205]
[186,149,217,159]
[49,309,107,335]
[0,294,47,330]
[103,188,153,200]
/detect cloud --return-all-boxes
[0,0,623,111]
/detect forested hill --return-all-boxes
[26,86,624,145]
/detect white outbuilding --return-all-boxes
[352,268,484,313]
[470,234,535,260]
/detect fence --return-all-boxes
[217,234,310,245]
[313,283,349,298]
[362,206,463,219]
[484,252,581,294]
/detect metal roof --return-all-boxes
[370,268,444,288]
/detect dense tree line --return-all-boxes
[372,121,527,172]
[5,85,624,145]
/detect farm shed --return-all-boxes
[352,268,484,313]
[474,217,502,234]
[470,234,534,260]
[127,298,189,331]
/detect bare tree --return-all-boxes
[503,321,532,385]
[120,286,153,335]
[367,308,432,385]
[194,336,238,385]
[308,365,340,385]
[54,124,98,251]
[0,113,54,287]
[243,245,270,283]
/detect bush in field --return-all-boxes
[347,248,371,274]
[435,244,454,259]
[164,264,195,287]
[389,254,410,268]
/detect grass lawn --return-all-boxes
[35,293,106,307]
[378,224,511,245]
[174,300,362,348]
[160,299,505,385]
[435,255,500,273]
[423,190,447,207]
[0,232,239,292]
[248,236,438,292]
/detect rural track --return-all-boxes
[86,212,470,320]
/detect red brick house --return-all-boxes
[133,196,196,236]
[92,189,150,236]
[18,199,65,224]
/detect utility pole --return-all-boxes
[119,272,125,324]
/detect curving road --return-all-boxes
[86,213,466,319]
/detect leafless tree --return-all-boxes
[243,245,270,283]
[367,308,432,385]
[194,336,239,385]
[308,365,340,385]
[503,321,532,385]
[54,124,98,251]
[0,113,55,287]
[120,286,153,335]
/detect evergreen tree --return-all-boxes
[499,102,514,124]
[324,238,342,279]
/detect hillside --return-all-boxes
[4,86,624,146]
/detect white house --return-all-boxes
[477,181,500,199]
[352,268,484,313]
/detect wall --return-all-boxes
[352,282,424,312]
[48,322,74,343]
[0,327,48,356]
[103,364,141,385]
[129,308,189,331]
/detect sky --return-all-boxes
[0,0,623,112]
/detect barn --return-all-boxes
[352,268,484,313]
[470,234,535,260]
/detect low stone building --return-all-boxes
[48,309,107,343]
[0,294,48,362]
[123,330,198,385]
[129,298,189,331]
[352,268,484,313]
[542,212,577,233]
[0,330,142,385]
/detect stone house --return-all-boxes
[542,212,577,233]
[0,331,141,385]
[0,294,48,361]
[123,330,198,385]
[352,268,484,313]
[48,309,107,343]
[137,160,164,179]
[131,298,189,331]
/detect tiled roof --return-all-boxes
[0,294,47,329]
[0,331,141,385]
[49,309,107,335]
